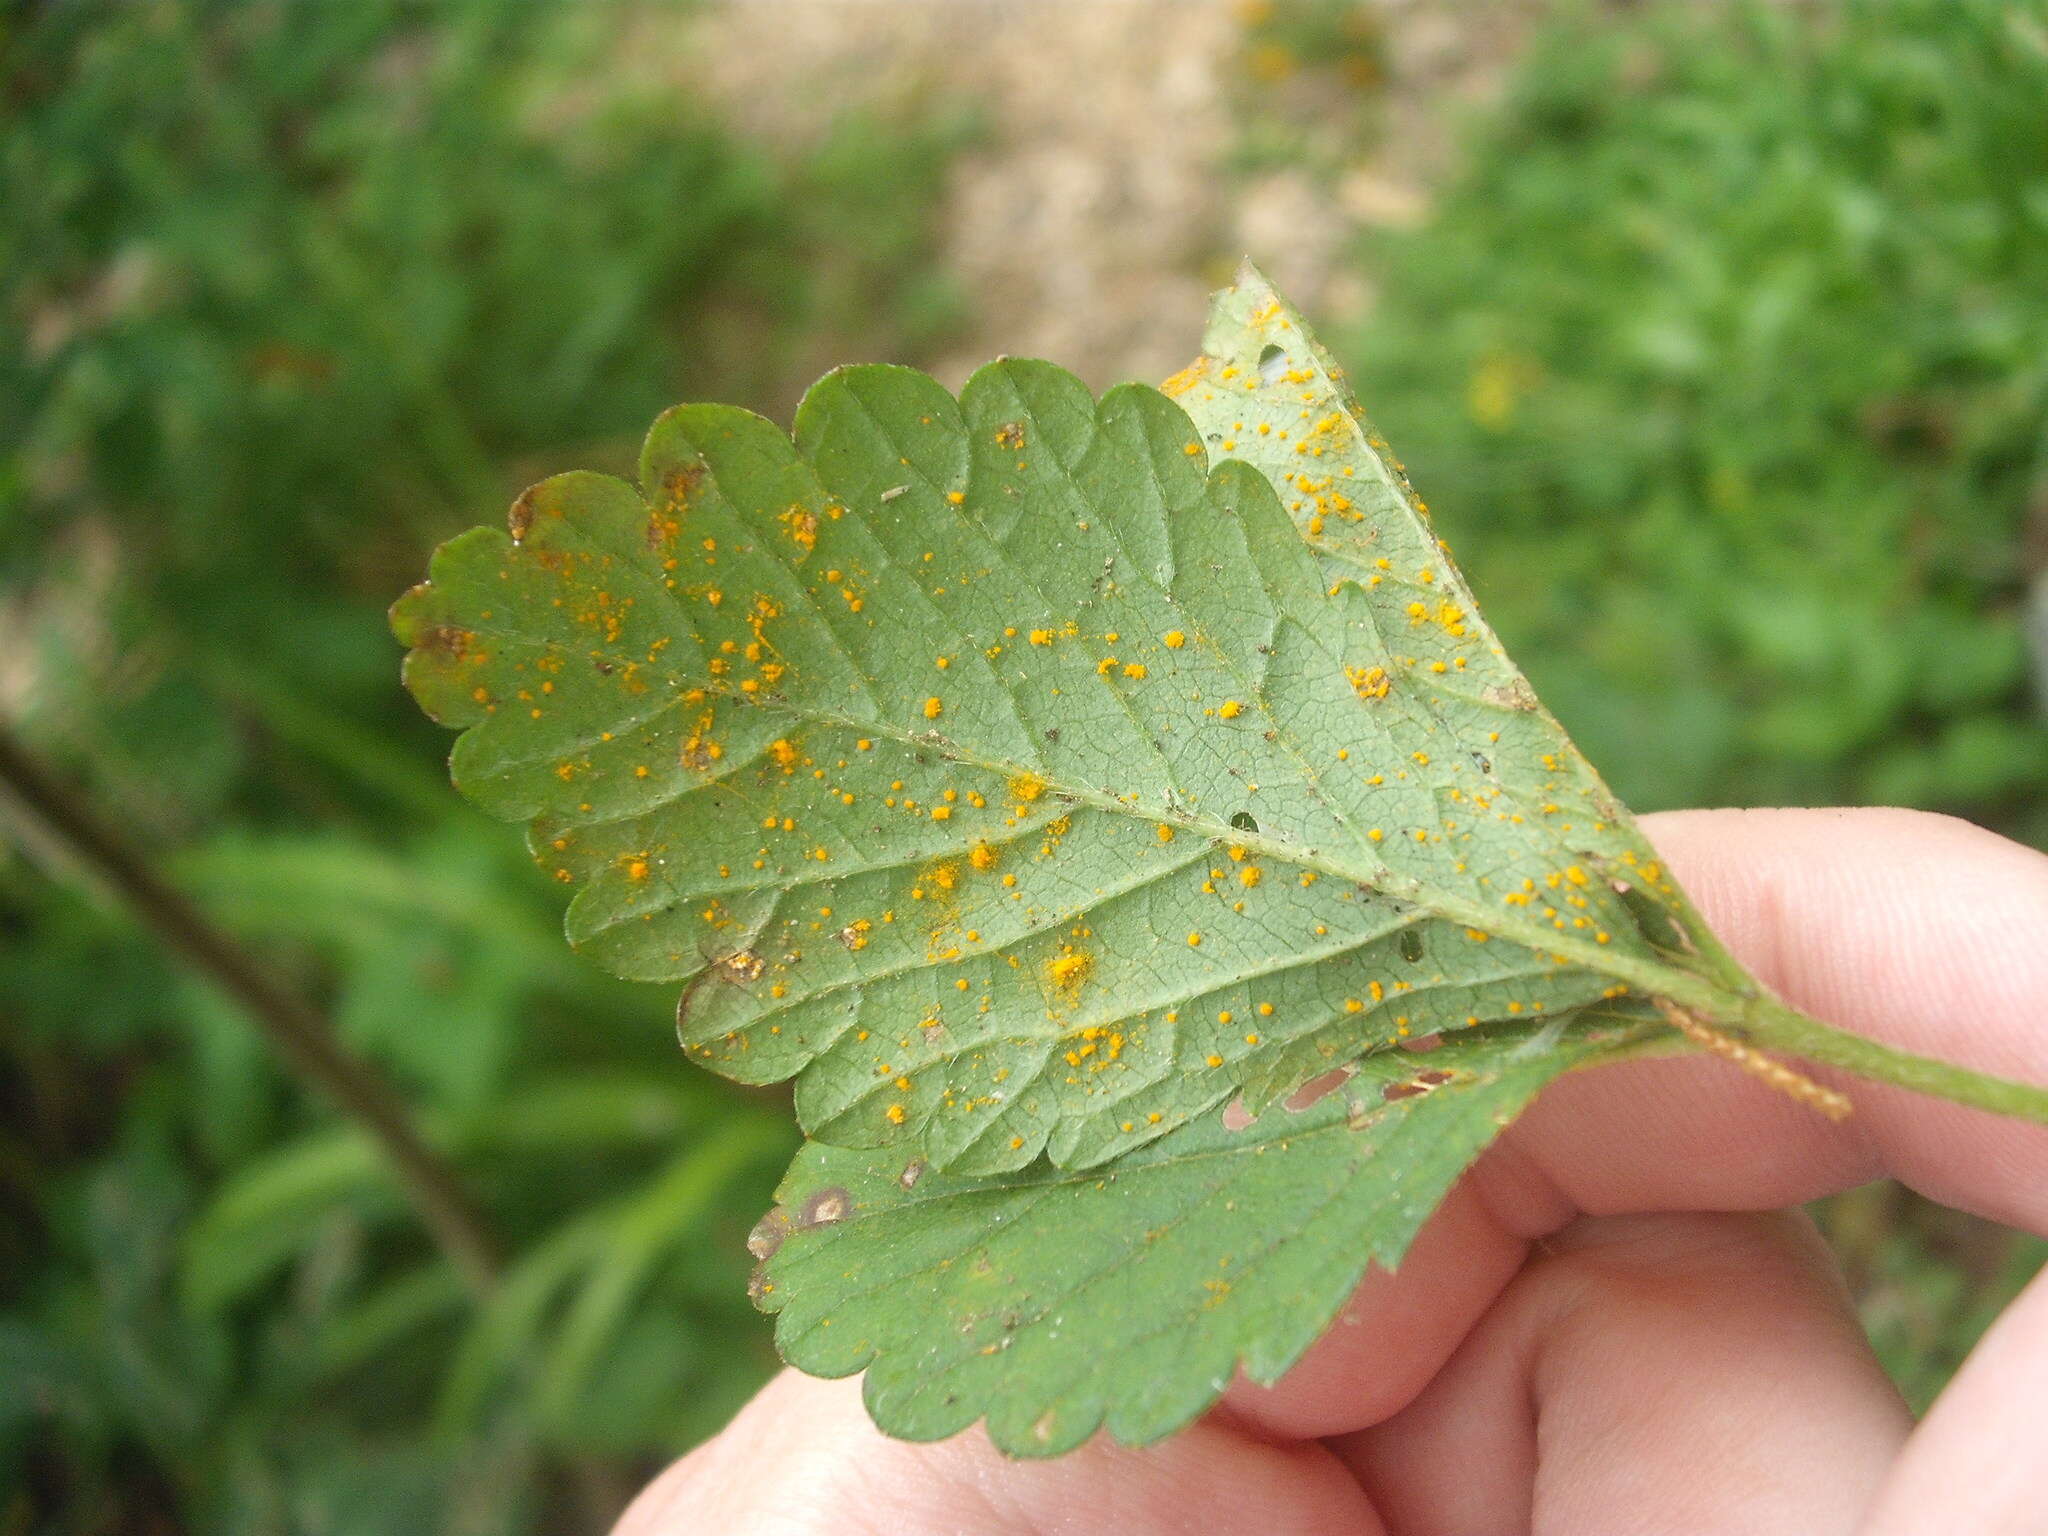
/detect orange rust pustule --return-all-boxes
[662,460,706,507]
[715,949,766,985]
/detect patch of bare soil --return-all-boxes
[673,0,1560,386]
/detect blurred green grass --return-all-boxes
[2,1,2043,1530]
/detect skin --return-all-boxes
[616,808,2048,1535]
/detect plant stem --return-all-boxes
[0,720,500,1293]
[1736,992,2048,1127]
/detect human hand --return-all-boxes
[615,808,2048,1535]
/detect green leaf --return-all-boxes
[394,270,1729,1181]
[753,1013,1669,1454]
[396,262,2048,1454]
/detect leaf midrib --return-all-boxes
[450,534,1744,1024]
[718,688,1742,1017]
[454,578,1743,1015]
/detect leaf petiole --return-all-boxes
[1729,994,2048,1129]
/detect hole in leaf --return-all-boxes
[1257,343,1288,385]
[1284,1066,1354,1113]
[1230,810,1258,833]
[1382,1068,1458,1102]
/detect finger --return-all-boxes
[1860,1261,2048,1534]
[1508,807,2048,1230]
[615,1368,1384,1536]
[1224,806,2048,1442]
[1217,1177,1536,1437]
[1338,1211,1911,1536]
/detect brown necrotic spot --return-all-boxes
[746,1207,792,1261]
[1480,678,1539,711]
[413,624,476,662]
[663,460,705,507]
[507,489,537,543]
[798,1187,851,1229]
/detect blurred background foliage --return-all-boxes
[1344,0,2048,839]
[2,0,2042,1531]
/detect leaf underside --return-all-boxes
[395,264,1763,1454]
[755,1012,1666,1455]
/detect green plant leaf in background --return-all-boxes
[395,265,2048,1455]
